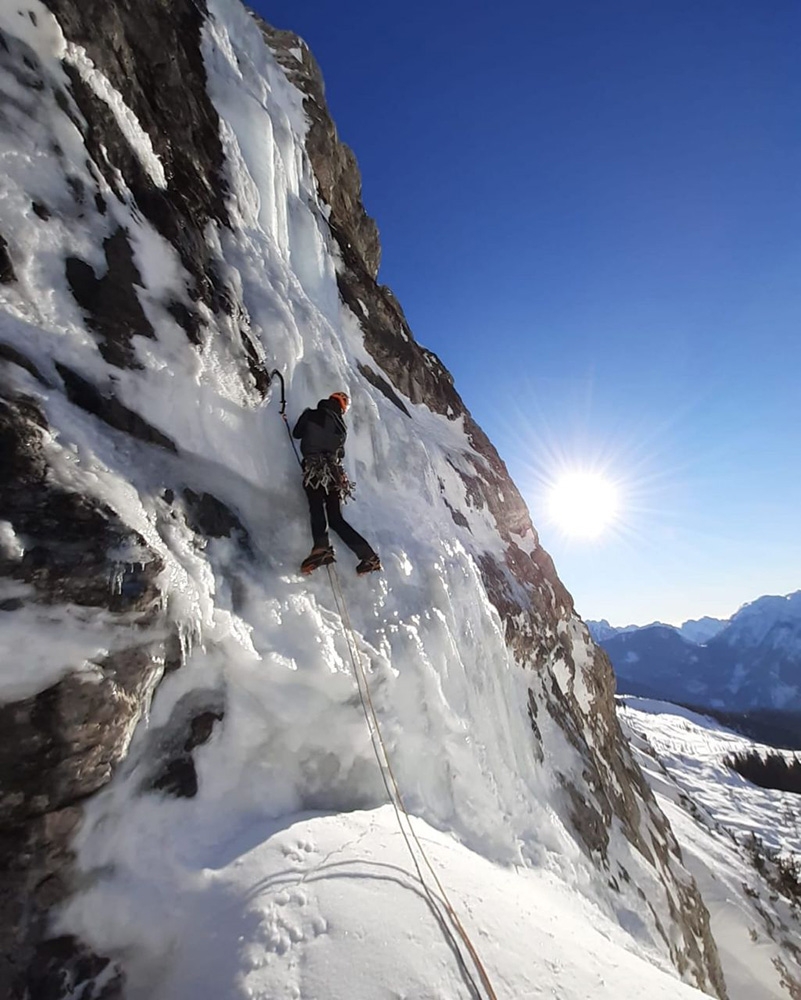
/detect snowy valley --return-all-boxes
[0,2,798,999]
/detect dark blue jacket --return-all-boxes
[293,399,347,458]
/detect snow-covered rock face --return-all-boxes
[0,1,725,997]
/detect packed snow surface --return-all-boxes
[63,803,717,1000]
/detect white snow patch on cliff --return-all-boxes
[0,1,66,60]
[0,520,24,561]
[0,599,126,701]
[64,43,167,188]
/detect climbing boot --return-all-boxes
[356,553,382,576]
[300,546,335,574]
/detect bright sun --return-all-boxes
[547,472,619,539]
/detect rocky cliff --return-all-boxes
[0,1,725,997]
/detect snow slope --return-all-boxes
[0,1,733,997]
[61,802,719,1000]
[620,698,801,1000]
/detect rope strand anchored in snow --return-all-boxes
[326,564,500,1000]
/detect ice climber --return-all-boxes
[293,391,381,575]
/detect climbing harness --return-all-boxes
[301,453,355,501]
[267,369,499,999]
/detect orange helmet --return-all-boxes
[329,391,350,414]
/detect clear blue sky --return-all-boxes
[252,0,801,626]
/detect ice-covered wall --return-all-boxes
[0,1,726,997]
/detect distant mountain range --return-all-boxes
[587,591,801,714]
[588,615,726,645]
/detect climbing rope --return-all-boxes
[266,369,499,999]
[325,565,499,1000]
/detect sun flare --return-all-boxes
[547,472,619,539]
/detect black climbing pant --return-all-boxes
[304,484,374,559]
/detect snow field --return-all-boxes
[621,698,801,1000]
[64,806,714,1000]
[620,699,801,858]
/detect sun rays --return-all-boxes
[546,471,620,539]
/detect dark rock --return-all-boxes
[0,392,168,983]
[437,476,472,529]
[447,503,470,530]
[0,30,44,97]
[526,688,543,762]
[0,642,169,826]
[53,87,71,120]
[182,488,249,544]
[0,343,49,385]
[151,756,198,798]
[56,361,178,452]
[240,327,272,397]
[357,363,410,416]
[562,778,609,857]
[162,627,184,674]
[65,174,85,205]
[229,573,247,614]
[1,810,78,998]
[0,18,179,985]
[0,395,163,610]
[167,300,203,347]
[15,935,123,1000]
[145,697,224,799]
[208,261,236,316]
[45,0,229,310]
[0,234,15,283]
[187,709,222,751]
[65,228,155,369]
[339,259,460,413]
[0,639,167,999]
